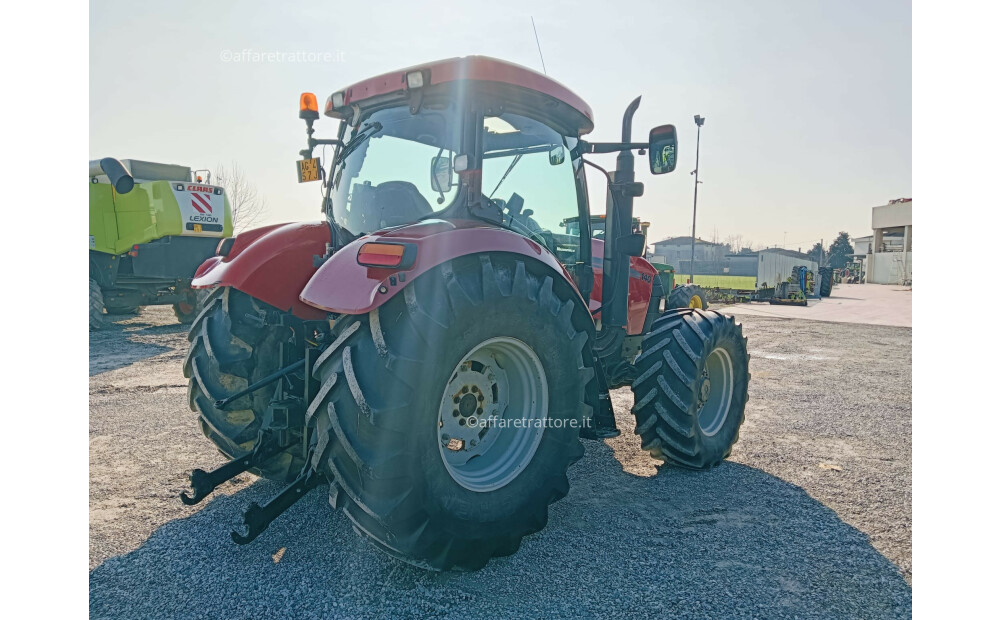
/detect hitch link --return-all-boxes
[214,359,305,409]
[231,463,322,545]
[180,438,287,506]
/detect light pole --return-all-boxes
[689,115,705,284]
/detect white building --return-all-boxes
[867,199,912,285]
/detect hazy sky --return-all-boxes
[90,0,910,252]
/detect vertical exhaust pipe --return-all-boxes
[601,96,641,330]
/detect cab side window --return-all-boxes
[481,113,582,266]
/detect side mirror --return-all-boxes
[648,124,678,174]
[548,144,565,166]
[430,155,453,192]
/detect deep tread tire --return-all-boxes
[819,267,833,297]
[667,284,709,310]
[630,308,749,469]
[90,278,107,331]
[183,287,304,480]
[309,254,592,571]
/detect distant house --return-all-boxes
[649,237,730,273]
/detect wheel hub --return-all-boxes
[698,376,712,403]
[437,337,548,492]
[696,347,735,436]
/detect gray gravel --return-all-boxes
[90,307,911,619]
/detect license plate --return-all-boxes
[193,223,203,233]
[297,158,320,183]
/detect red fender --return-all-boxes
[299,219,589,316]
[192,221,330,319]
[588,238,658,335]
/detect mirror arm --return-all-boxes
[299,118,344,159]
[575,140,650,156]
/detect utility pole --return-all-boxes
[689,115,705,284]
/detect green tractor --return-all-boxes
[563,214,708,309]
[89,158,234,329]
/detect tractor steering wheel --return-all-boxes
[500,194,552,250]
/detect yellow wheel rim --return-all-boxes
[688,295,703,309]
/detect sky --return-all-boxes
[90,0,911,253]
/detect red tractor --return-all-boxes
[182,57,750,570]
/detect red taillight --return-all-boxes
[357,242,412,268]
[128,244,139,257]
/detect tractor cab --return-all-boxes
[296,56,677,325]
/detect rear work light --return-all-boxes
[406,70,424,89]
[357,242,416,269]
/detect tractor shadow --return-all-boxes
[89,443,912,619]
[89,314,187,376]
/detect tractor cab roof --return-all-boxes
[324,56,595,136]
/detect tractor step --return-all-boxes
[180,437,287,505]
[231,466,322,545]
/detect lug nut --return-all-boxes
[461,386,469,394]
[453,396,460,404]
[477,394,484,402]
[453,409,460,417]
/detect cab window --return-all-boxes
[481,113,582,266]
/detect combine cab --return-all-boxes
[180,57,750,570]
[89,158,233,328]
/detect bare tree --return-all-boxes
[724,234,739,253]
[215,161,266,232]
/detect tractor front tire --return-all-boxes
[183,287,304,481]
[90,278,107,331]
[668,284,709,310]
[630,308,749,469]
[309,255,592,571]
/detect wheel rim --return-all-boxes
[688,295,703,309]
[437,337,548,492]
[696,347,734,436]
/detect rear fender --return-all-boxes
[192,221,330,319]
[299,219,591,319]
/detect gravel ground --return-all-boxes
[90,306,911,619]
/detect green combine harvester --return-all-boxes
[89,158,234,329]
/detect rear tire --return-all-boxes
[89,278,106,331]
[630,308,749,469]
[183,287,305,481]
[309,254,592,571]
[667,284,709,310]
